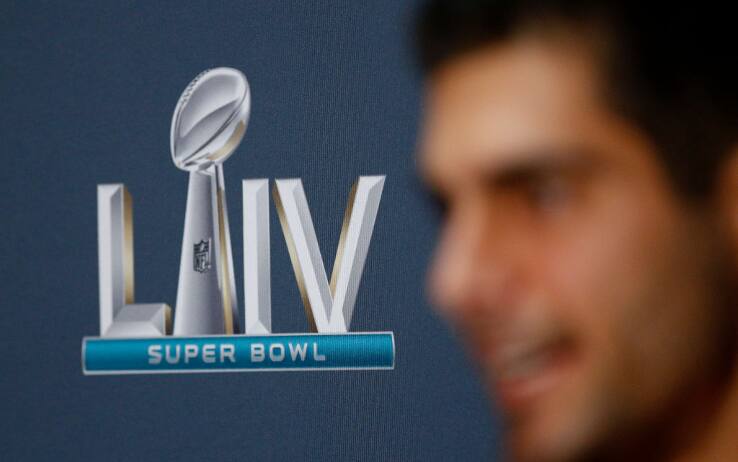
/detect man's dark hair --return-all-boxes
[416,1,738,198]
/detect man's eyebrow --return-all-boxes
[483,151,598,190]
[419,148,599,198]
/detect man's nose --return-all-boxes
[429,201,513,320]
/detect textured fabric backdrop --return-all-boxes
[0,1,499,460]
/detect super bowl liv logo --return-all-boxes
[82,68,394,375]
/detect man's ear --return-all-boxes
[716,147,738,254]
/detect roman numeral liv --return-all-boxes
[97,176,385,337]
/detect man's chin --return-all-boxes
[503,401,599,462]
[488,363,611,462]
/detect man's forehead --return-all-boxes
[419,37,606,190]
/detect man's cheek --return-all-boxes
[539,225,644,368]
[546,227,680,420]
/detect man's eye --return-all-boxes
[524,175,572,212]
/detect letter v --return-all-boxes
[273,176,384,332]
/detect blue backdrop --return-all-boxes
[0,1,500,460]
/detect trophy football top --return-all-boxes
[170,67,251,171]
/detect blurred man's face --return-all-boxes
[419,35,732,461]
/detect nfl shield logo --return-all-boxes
[193,239,211,273]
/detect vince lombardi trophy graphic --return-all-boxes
[170,68,249,335]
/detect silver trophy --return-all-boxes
[170,68,250,335]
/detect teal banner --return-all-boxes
[83,333,395,374]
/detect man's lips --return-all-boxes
[470,330,578,412]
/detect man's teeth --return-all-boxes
[493,341,556,381]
